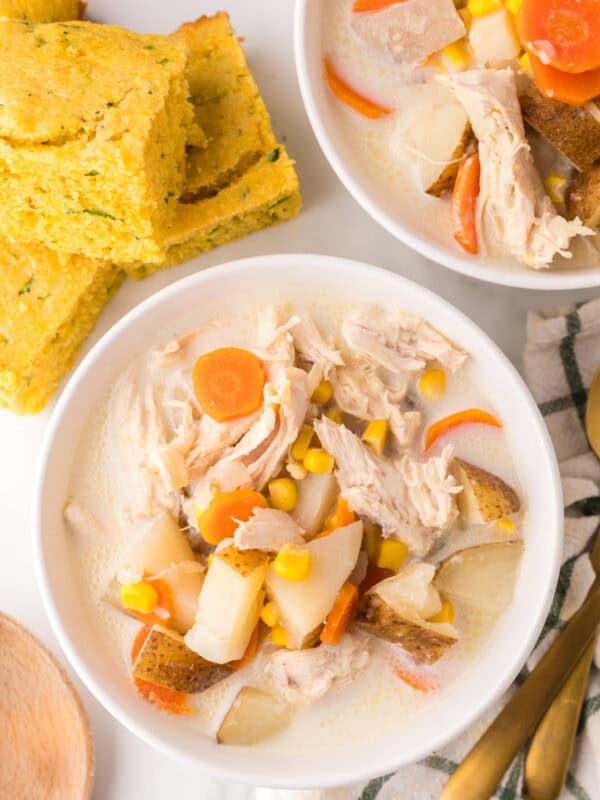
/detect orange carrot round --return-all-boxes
[130,578,173,627]
[425,408,502,451]
[193,347,265,423]
[529,51,600,106]
[518,0,600,74]
[198,488,268,545]
[352,0,407,12]
[324,58,393,119]
[229,623,260,671]
[131,626,191,715]
[451,152,480,255]
[394,666,433,692]
[320,581,360,646]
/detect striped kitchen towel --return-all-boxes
[258,298,600,800]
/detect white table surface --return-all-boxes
[0,1,596,797]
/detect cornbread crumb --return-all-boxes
[0,20,195,264]
[0,0,84,21]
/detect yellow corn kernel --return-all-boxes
[291,424,314,462]
[363,520,381,563]
[418,368,447,401]
[273,543,312,582]
[495,517,515,535]
[504,0,521,14]
[519,51,532,77]
[207,553,214,569]
[443,40,471,69]
[544,174,567,208]
[120,581,159,614]
[326,407,344,424]
[458,7,472,29]
[311,379,333,405]
[270,625,289,647]
[376,539,409,572]
[303,448,335,474]
[362,419,388,456]
[467,0,500,15]
[268,477,297,512]
[287,461,307,481]
[428,597,455,624]
[260,601,280,628]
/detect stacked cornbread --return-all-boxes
[0,4,300,413]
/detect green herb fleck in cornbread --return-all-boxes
[0,20,195,264]
[0,0,84,21]
[0,242,123,414]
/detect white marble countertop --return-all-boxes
[0,0,595,797]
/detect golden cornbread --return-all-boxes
[0,243,123,414]
[0,20,194,264]
[127,13,301,277]
[0,0,84,21]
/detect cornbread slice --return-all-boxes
[0,20,195,264]
[127,13,301,278]
[0,0,84,20]
[0,243,123,414]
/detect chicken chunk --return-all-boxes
[438,69,593,268]
[153,328,203,368]
[291,312,345,373]
[234,508,306,552]
[314,418,460,555]
[351,0,465,66]
[255,307,297,371]
[266,634,370,704]
[342,308,467,375]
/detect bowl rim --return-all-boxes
[33,253,563,788]
[293,0,600,291]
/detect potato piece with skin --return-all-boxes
[132,625,232,693]
[265,521,363,650]
[426,123,473,197]
[217,687,294,745]
[451,459,520,524]
[567,165,600,230]
[291,471,339,537]
[119,514,195,583]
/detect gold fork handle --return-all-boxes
[441,579,600,800]
[524,639,595,800]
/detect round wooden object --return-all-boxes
[0,613,94,800]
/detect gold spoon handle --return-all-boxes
[524,639,595,800]
[441,579,600,800]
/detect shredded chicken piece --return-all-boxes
[438,69,593,268]
[351,0,465,65]
[234,508,305,552]
[314,418,459,555]
[291,312,345,373]
[255,307,298,372]
[266,634,370,704]
[153,328,203,367]
[343,308,467,374]
[332,365,421,448]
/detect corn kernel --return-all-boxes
[268,477,297,511]
[120,581,159,614]
[363,520,381,563]
[467,0,500,15]
[311,379,333,405]
[376,539,409,572]
[443,40,471,69]
[207,553,214,569]
[544,174,567,208]
[291,424,314,462]
[418,368,447,401]
[260,601,280,628]
[303,448,335,474]
[270,625,289,647]
[362,419,388,456]
[326,407,344,424]
[428,597,455,624]
[273,543,312,582]
[495,517,515,535]
[519,51,532,77]
[287,461,307,481]
[504,0,521,14]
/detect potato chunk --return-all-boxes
[451,459,520,524]
[217,688,293,745]
[120,514,195,581]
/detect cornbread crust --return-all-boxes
[0,0,84,21]
[0,20,194,264]
[0,244,123,414]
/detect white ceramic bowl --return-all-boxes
[34,254,562,789]
[295,0,600,290]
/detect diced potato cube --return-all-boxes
[120,514,195,580]
[217,688,293,745]
[468,7,521,65]
[291,471,339,536]
[451,459,520,524]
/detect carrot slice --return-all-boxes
[451,152,480,255]
[394,666,433,692]
[518,0,600,74]
[131,626,191,715]
[324,58,393,119]
[320,581,360,646]
[528,51,600,106]
[425,408,502,451]
[333,496,356,528]
[229,623,260,671]
[193,347,265,423]
[352,0,407,12]
[130,578,173,627]
[359,563,395,595]
[197,488,268,545]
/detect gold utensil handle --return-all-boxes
[524,640,595,800]
[441,579,600,800]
